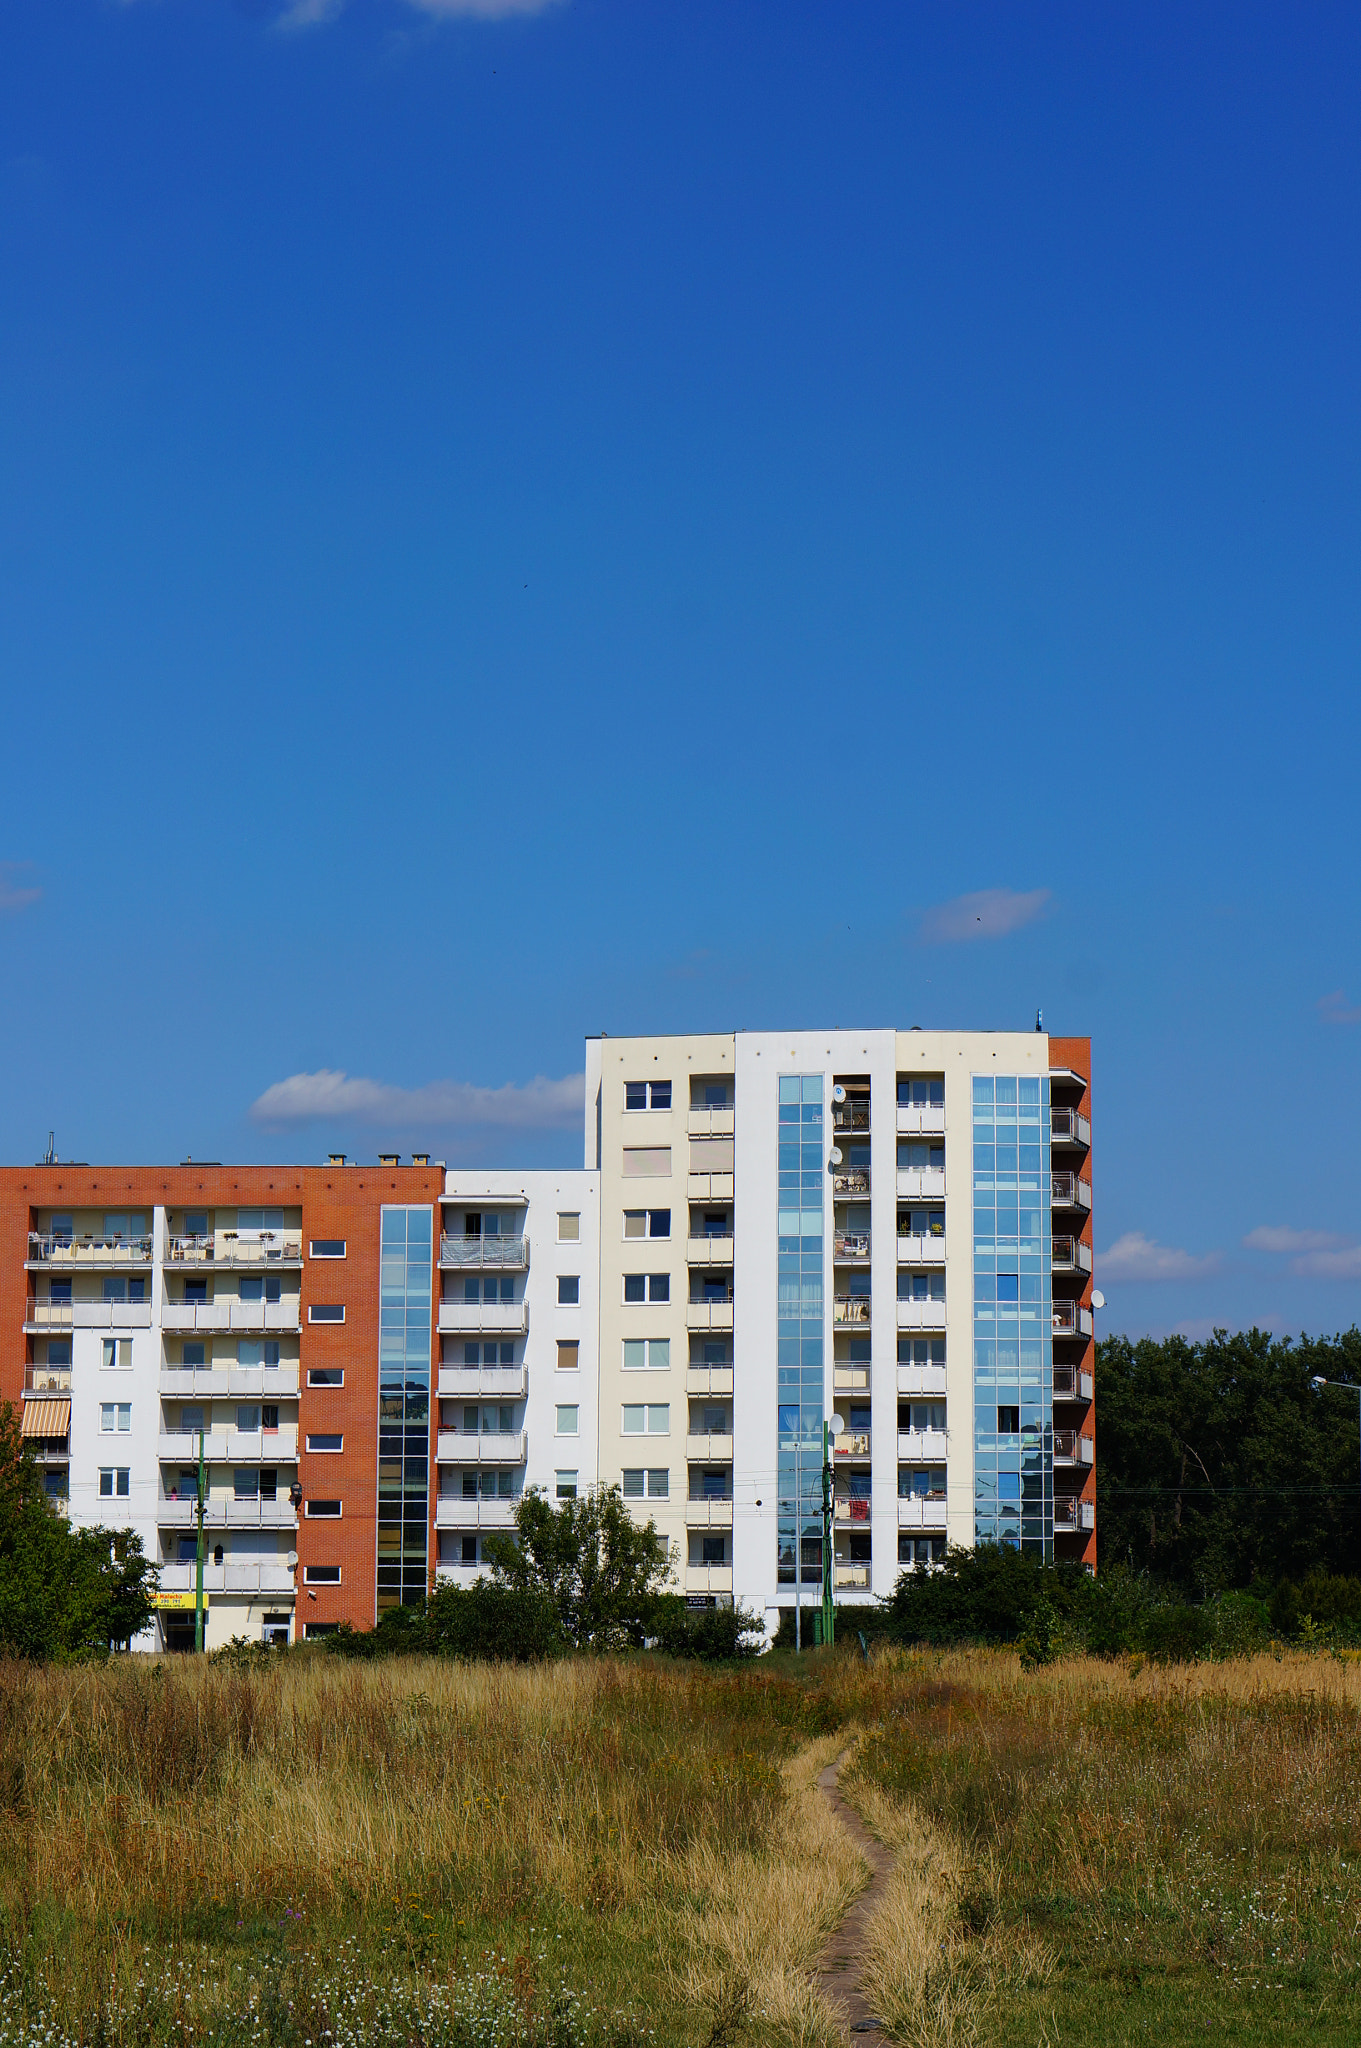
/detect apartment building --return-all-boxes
[0,1025,1093,1648]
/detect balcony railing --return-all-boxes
[897,1494,947,1529]
[834,1233,871,1262]
[158,1430,298,1464]
[896,1103,946,1137]
[162,1300,300,1333]
[25,1298,153,1330]
[686,1235,734,1266]
[437,1363,529,1399]
[1052,1237,1093,1273]
[833,1497,871,1522]
[686,1298,735,1331]
[157,1561,296,1596]
[436,1429,528,1464]
[834,1431,871,1457]
[437,1300,529,1336]
[687,1106,735,1138]
[1053,1364,1094,1402]
[832,1169,871,1196]
[686,1433,734,1461]
[166,1235,303,1266]
[684,1498,733,1527]
[897,1428,949,1460]
[24,1366,72,1395]
[896,1297,947,1330]
[684,1563,734,1593]
[1052,1302,1094,1339]
[159,1364,301,1399]
[28,1233,153,1264]
[440,1234,529,1270]
[156,1498,298,1528]
[1053,1430,1095,1465]
[1051,1173,1092,1212]
[1053,1497,1096,1533]
[832,1294,871,1326]
[1051,1109,1091,1149]
[434,1497,518,1530]
[831,1103,870,1134]
[896,1232,945,1264]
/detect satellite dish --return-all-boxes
[828,1146,843,1167]
[286,1549,298,1568]
[832,1084,846,1103]
[1091,1290,1106,1311]
[828,1413,844,1435]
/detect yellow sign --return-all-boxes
[156,1592,210,1611]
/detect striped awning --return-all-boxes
[22,1397,70,1438]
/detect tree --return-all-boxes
[482,1483,674,1648]
[0,1404,158,1657]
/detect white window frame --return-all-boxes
[308,1305,346,1324]
[622,1338,670,1372]
[305,1433,344,1453]
[555,1404,580,1437]
[309,1239,347,1260]
[304,1499,343,1519]
[306,1367,345,1388]
[556,1213,580,1242]
[303,1564,341,1585]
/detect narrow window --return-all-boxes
[558,1274,580,1305]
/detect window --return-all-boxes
[102,1212,149,1243]
[98,1469,130,1498]
[460,1535,478,1564]
[459,1341,516,1366]
[100,1403,131,1433]
[306,1433,343,1452]
[899,1534,947,1566]
[622,1338,670,1371]
[182,1342,206,1368]
[998,1406,1020,1434]
[555,1471,578,1500]
[557,1212,580,1242]
[622,1468,644,1497]
[623,1273,669,1303]
[306,1499,342,1518]
[237,1406,261,1433]
[647,1468,669,1498]
[103,1276,145,1303]
[49,1214,73,1245]
[625,1080,671,1110]
[897,1079,945,1107]
[304,1565,341,1585]
[997,1273,1019,1302]
[238,1340,281,1367]
[898,1271,945,1301]
[623,1209,671,1239]
[234,1469,259,1501]
[622,1404,669,1435]
[556,1405,579,1435]
[239,1276,282,1304]
[556,1341,579,1372]
[898,1142,945,1170]
[45,1338,72,1367]
[237,1209,284,1235]
[898,1207,945,1238]
[262,1405,279,1433]
[898,1337,947,1367]
[101,1339,133,1371]
[702,1535,726,1565]
[557,1275,580,1305]
[622,1469,669,1499]
[184,1211,209,1238]
[899,1400,947,1432]
[464,1274,516,1303]
[310,1239,346,1259]
[307,1368,344,1388]
[622,1147,671,1177]
[309,1305,345,1324]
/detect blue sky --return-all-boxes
[2,0,1360,1341]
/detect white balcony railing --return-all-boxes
[686,1235,734,1266]
[684,1563,733,1593]
[897,1428,949,1460]
[1051,1173,1092,1212]
[686,1299,735,1331]
[434,1497,518,1530]
[157,1561,296,1596]
[159,1365,300,1399]
[439,1234,529,1270]
[1052,1237,1094,1274]
[686,1363,734,1395]
[684,1498,733,1528]
[687,1106,735,1138]
[896,1232,945,1265]
[1053,1366,1094,1403]
[437,1301,529,1336]
[896,1298,946,1331]
[685,1433,733,1462]
[897,1495,948,1529]
[1051,1109,1091,1149]
[1052,1303,1094,1339]
[25,1298,153,1331]
[897,1360,948,1396]
[156,1498,298,1529]
[1053,1431,1095,1465]
[437,1365,529,1399]
[161,1301,300,1333]
[896,1105,946,1137]
[435,1430,527,1465]
[687,1172,735,1201]
[158,1430,298,1464]
[897,1168,946,1199]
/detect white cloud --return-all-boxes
[1244,1225,1347,1254]
[1098,1231,1219,1282]
[1290,1245,1361,1280]
[1317,989,1361,1025]
[275,0,347,25]
[919,887,1050,944]
[408,0,565,14]
[0,863,40,913]
[250,1068,582,1131]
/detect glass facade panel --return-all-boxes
[379,1205,433,1609]
[777,1074,824,1587]
[971,1075,1052,1555]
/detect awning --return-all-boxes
[22,1397,70,1439]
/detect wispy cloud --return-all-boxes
[274,0,562,23]
[0,863,40,914]
[250,1068,582,1130]
[1098,1231,1219,1282]
[275,0,346,26]
[1244,1225,1348,1255]
[1292,1245,1361,1279]
[919,887,1050,944]
[1317,989,1361,1025]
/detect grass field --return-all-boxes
[0,1646,1357,2047]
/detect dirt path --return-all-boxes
[815,1751,893,2036]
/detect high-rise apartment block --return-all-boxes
[0,1026,1092,1647]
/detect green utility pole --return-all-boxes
[820,1419,834,1649]
[194,1425,206,1654]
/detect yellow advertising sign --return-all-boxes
[156,1592,209,1611]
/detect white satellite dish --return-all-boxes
[1091,1290,1106,1311]
[828,1412,844,1434]
[828,1146,843,1166]
[286,1549,299,1568]
[832,1084,846,1103]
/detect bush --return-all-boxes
[649,1595,765,1660]
[325,1584,561,1663]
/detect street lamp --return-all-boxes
[1309,1376,1361,1560]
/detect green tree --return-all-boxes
[0,1404,158,1657]
[482,1482,674,1648]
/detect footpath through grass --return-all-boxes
[0,1646,1359,2046]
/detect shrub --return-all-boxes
[649,1595,765,1660]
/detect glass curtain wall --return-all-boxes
[971,1076,1053,1555]
[777,1075,825,1589]
[379,1206,433,1609]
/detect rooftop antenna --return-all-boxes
[43,1131,55,1166]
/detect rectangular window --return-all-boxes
[555,1470,578,1500]
[306,1433,343,1453]
[237,1209,284,1235]
[623,1209,671,1239]
[622,1404,669,1435]
[307,1368,344,1388]
[556,1341,579,1372]
[98,1469,130,1498]
[557,1212,580,1242]
[304,1565,341,1585]
[306,1499,342,1518]
[625,1080,671,1110]
[623,1273,670,1303]
[622,1147,671,1177]
[309,1305,345,1324]
[622,1468,645,1497]
[237,1406,261,1434]
[49,1214,73,1245]
[101,1338,133,1370]
[622,1337,670,1371]
[237,1340,281,1366]
[234,1468,259,1501]
[182,1342,206,1367]
[555,1404,579,1435]
[898,1142,945,1170]
[309,1240,346,1259]
[557,1275,580,1305]
[45,1338,72,1367]
[647,1469,669,1498]
[897,1079,945,1107]
[702,1534,726,1565]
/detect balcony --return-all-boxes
[1051,1173,1092,1214]
[897,1359,947,1396]
[440,1234,529,1271]
[1052,1237,1093,1275]
[897,1167,946,1199]
[165,1235,303,1268]
[1053,1364,1094,1403]
[832,1168,870,1197]
[25,1297,153,1332]
[1053,1430,1095,1467]
[1052,1302,1094,1339]
[897,1494,947,1530]
[159,1364,301,1399]
[686,1296,734,1332]
[688,1171,735,1201]
[896,1104,946,1137]
[437,1364,529,1399]
[833,1363,871,1392]
[686,1235,734,1267]
[833,1497,871,1523]
[833,1232,871,1264]
[1051,1109,1091,1151]
[157,1561,296,1596]
[684,1498,733,1528]
[27,1233,153,1269]
[686,1364,734,1396]
[686,1432,733,1461]
[161,1300,301,1334]
[684,1564,733,1595]
[158,1430,299,1464]
[156,1498,298,1529]
[896,1232,945,1265]
[435,1496,518,1530]
[897,1428,949,1460]
[1053,1497,1095,1534]
[896,1298,946,1331]
[832,1294,871,1326]
[833,1563,871,1589]
[24,1365,72,1396]
[687,1106,735,1138]
[834,1431,871,1458]
[436,1430,527,1465]
[437,1300,529,1336]
[831,1102,870,1136]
